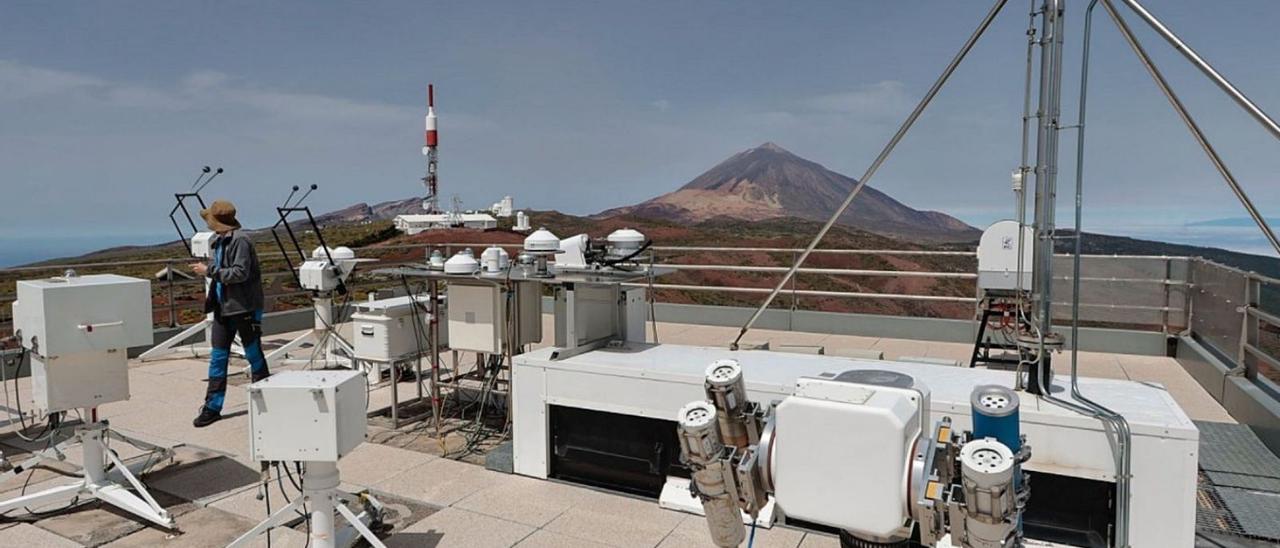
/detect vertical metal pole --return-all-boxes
[730,0,1010,349]
[1069,5,1134,545]
[1249,276,1259,378]
[1015,0,1038,302]
[166,260,177,327]
[81,426,107,486]
[1028,0,1065,396]
[303,462,340,548]
[1161,258,1172,335]
[390,360,399,427]
[315,296,334,365]
[789,250,798,330]
[430,280,441,438]
[1185,260,1197,336]
[1242,277,1259,378]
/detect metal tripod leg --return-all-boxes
[139,318,212,361]
[0,421,175,529]
[0,443,70,483]
[83,425,173,528]
[141,320,246,362]
[225,497,306,548]
[336,500,388,548]
[264,329,317,365]
[106,430,176,459]
[0,482,83,515]
[266,331,354,368]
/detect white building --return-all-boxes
[393,213,498,234]
[490,196,514,218]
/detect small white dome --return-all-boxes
[524,227,560,252]
[444,251,480,274]
[312,246,356,260]
[607,228,645,247]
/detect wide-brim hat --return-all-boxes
[201,200,242,232]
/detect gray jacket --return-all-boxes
[204,231,265,317]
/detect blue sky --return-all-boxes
[1,1,1278,255]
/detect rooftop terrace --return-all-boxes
[2,243,1279,546]
[2,316,1276,547]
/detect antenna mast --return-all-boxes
[422,84,440,213]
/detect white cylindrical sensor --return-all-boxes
[704,359,750,449]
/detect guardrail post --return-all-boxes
[166,259,177,327]
[1185,258,1197,337]
[1161,257,1171,335]
[1249,276,1259,378]
[1243,276,1261,379]
[789,250,798,330]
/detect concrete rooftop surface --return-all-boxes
[0,317,1236,547]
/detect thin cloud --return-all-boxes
[0,59,104,100]
[0,59,418,127]
[802,80,909,116]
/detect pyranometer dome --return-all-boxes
[524,227,560,252]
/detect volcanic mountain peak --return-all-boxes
[597,142,976,241]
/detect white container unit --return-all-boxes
[12,274,153,413]
[248,370,367,462]
[977,220,1035,292]
[351,295,445,362]
[772,375,927,540]
[447,281,542,354]
[511,344,1200,547]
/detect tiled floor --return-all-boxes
[0,318,1235,546]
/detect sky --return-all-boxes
[1,1,1278,258]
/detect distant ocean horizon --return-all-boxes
[0,233,173,268]
[1097,223,1276,257]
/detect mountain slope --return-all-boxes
[312,197,425,226]
[597,142,977,241]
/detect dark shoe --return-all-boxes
[193,407,221,428]
[251,371,271,383]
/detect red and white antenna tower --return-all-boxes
[421,84,439,212]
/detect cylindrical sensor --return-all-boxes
[704,359,750,449]
[959,438,1018,548]
[676,401,745,548]
[971,385,1021,453]
[677,400,722,464]
[971,383,1025,534]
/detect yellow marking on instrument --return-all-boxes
[926,481,943,500]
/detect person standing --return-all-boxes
[189,200,270,427]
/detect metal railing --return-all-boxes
[1189,258,1280,391]
[0,243,1274,389]
[0,243,1181,328]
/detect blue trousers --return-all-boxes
[204,310,270,413]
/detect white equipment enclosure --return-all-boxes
[13,274,153,412]
[773,375,928,539]
[977,220,1035,292]
[511,343,1199,547]
[248,370,368,462]
[352,294,442,363]
[446,281,542,354]
[234,370,387,548]
[3,274,176,530]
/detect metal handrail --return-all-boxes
[0,244,1237,340]
[656,264,977,279]
[620,282,978,303]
